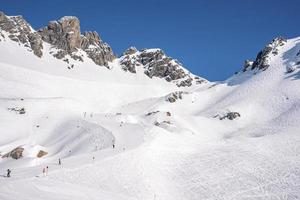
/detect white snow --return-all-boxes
[0,29,300,200]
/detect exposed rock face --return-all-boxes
[250,37,287,71]
[225,112,241,120]
[81,31,99,49]
[38,16,81,53]
[154,120,171,127]
[140,49,187,81]
[37,150,48,158]
[194,76,206,84]
[145,110,160,116]
[120,47,139,72]
[28,32,43,57]
[242,60,254,72]
[38,17,115,67]
[120,54,139,73]
[166,91,185,103]
[286,65,296,73]
[176,78,193,87]
[2,147,24,159]
[1,11,205,85]
[0,11,43,57]
[7,107,26,114]
[214,112,241,120]
[81,31,115,67]
[0,11,115,66]
[123,46,138,56]
[120,48,207,87]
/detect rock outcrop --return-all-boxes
[140,49,187,81]
[242,37,287,72]
[38,16,81,53]
[8,107,26,114]
[0,11,115,67]
[242,60,254,72]
[123,46,138,56]
[120,54,139,73]
[28,32,43,57]
[81,31,115,67]
[1,11,206,86]
[2,147,24,159]
[38,17,115,67]
[37,150,48,158]
[120,48,207,87]
[214,112,241,120]
[286,65,296,73]
[0,11,43,57]
[166,91,185,103]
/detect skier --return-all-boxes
[46,166,49,176]
[7,169,11,177]
[92,156,95,161]
[42,167,46,176]
[112,138,115,149]
[58,158,61,165]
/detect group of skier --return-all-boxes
[6,169,11,177]
[4,142,117,178]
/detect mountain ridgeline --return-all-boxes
[0,11,293,86]
[0,11,207,87]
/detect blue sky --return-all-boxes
[1,0,299,80]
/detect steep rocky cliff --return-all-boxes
[0,11,205,87]
[38,16,115,67]
[0,11,115,67]
[0,11,43,57]
[242,37,287,72]
[120,48,207,87]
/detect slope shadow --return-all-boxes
[226,69,258,86]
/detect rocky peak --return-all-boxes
[245,37,287,72]
[80,31,115,67]
[0,11,43,57]
[0,11,115,67]
[0,13,31,35]
[140,48,184,80]
[242,60,254,72]
[81,31,101,48]
[38,16,81,53]
[0,11,205,86]
[38,16,115,67]
[58,16,81,51]
[123,46,138,56]
[119,48,206,87]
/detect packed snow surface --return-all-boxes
[0,31,300,200]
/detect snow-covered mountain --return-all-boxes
[0,11,300,200]
[0,11,205,87]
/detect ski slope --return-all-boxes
[0,25,300,199]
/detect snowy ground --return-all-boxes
[0,33,300,199]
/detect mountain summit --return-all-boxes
[0,11,205,87]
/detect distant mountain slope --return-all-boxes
[0,10,300,200]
